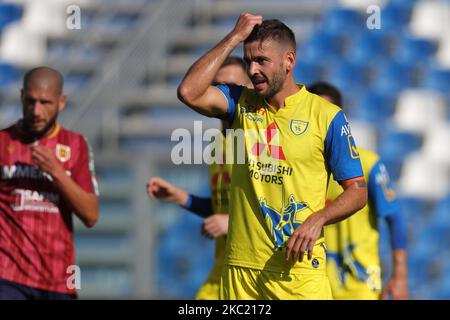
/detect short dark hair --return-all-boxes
[244,19,296,51]
[222,56,246,71]
[307,81,342,106]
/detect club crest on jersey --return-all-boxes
[56,144,71,162]
[7,144,15,154]
[290,120,309,136]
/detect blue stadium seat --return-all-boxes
[408,251,435,293]
[0,63,20,88]
[422,68,450,94]
[293,61,321,85]
[107,13,139,32]
[395,36,436,64]
[345,31,390,63]
[371,60,414,93]
[435,274,450,299]
[302,31,341,63]
[380,3,412,31]
[322,7,362,32]
[157,213,214,298]
[351,90,395,123]
[397,196,428,228]
[0,3,22,31]
[65,73,92,92]
[429,194,450,229]
[410,228,444,263]
[377,129,421,164]
[327,60,367,93]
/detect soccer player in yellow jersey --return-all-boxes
[308,82,409,300]
[147,57,251,299]
[178,13,368,299]
[147,134,231,300]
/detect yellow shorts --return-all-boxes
[332,289,380,300]
[219,265,333,300]
[195,280,220,300]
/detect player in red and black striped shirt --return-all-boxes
[0,67,99,299]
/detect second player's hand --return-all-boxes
[147,177,176,201]
[146,177,189,206]
[381,276,409,300]
[201,214,229,239]
[230,12,263,43]
[285,212,325,262]
[30,145,64,177]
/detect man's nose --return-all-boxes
[247,62,259,77]
[30,102,43,116]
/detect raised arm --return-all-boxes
[177,13,262,117]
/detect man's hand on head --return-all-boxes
[230,13,263,43]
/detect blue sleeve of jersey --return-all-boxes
[182,194,213,218]
[368,160,408,250]
[385,214,408,249]
[324,111,364,181]
[215,84,243,122]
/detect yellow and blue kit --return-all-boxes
[325,148,407,299]
[183,133,231,300]
[215,84,364,299]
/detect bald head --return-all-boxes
[23,67,64,96]
[21,67,66,137]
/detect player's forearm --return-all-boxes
[392,249,408,279]
[178,33,240,105]
[182,195,213,218]
[51,168,99,228]
[322,182,367,225]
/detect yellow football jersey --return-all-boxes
[196,133,232,300]
[325,148,394,299]
[217,84,364,275]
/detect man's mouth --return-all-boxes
[252,77,267,90]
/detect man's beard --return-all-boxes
[260,70,286,99]
[23,116,58,140]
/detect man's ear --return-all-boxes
[58,95,67,111]
[286,49,296,73]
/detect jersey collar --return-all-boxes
[15,120,61,141]
[264,84,307,112]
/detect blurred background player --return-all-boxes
[177,14,368,300]
[0,67,99,300]
[308,81,409,300]
[147,57,251,300]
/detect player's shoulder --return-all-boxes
[0,122,19,139]
[58,125,89,146]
